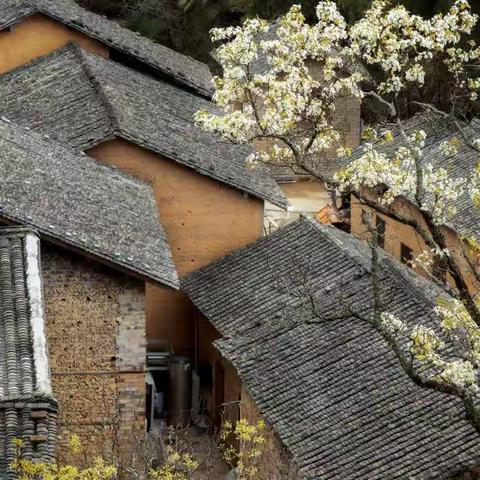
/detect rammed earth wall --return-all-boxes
[40,243,145,463]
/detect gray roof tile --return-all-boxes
[183,218,480,479]
[0,228,57,475]
[0,0,213,96]
[0,44,287,208]
[346,115,480,242]
[0,402,57,477]
[0,228,51,402]
[0,119,179,287]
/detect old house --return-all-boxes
[347,114,480,294]
[249,23,363,232]
[0,0,212,97]
[0,118,179,461]
[262,93,362,232]
[0,42,287,359]
[182,218,480,479]
[0,227,57,477]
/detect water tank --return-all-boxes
[168,356,192,427]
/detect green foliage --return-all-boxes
[78,0,480,66]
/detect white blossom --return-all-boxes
[405,64,426,84]
[472,138,480,151]
[411,247,450,271]
[470,163,480,206]
[335,143,416,206]
[438,360,478,392]
[440,139,459,157]
[197,0,480,417]
[410,325,444,362]
[381,312,406,335]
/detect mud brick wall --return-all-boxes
[240,388,298,480]
[40,244,146,463]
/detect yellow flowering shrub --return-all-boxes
[149,446,198,480]
[12,433,199,480]
[11,437,117,480]
[219,419,266,480]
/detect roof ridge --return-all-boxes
[0,44,286,208]
[36,0,209,66]
[302,217,372,267]
[0,117,151,189]
[0,225,39,237]
[0,119,179,287]
[182,219,308,283]
[344,115,480,244]
[72,43,120,133]
[10,0,214,96]
[0,37,76,79]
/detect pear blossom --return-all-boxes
[437,360,478,392]
[336,146,352,158]
[470,162,480,206]
[410,325,444,362]
[405,64,426,85]
[472,138,480,151]
[383,299,480,395]
[421,165,466,223]
[381,312,406,335]
[439,139,459,157]
[335,141,419,207]
[198,0,480,426]
[409,129,427,148]
[411,247,451,271]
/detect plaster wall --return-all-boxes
[88,139,264,356]
[350,195,480,295]
[0,14,108,74]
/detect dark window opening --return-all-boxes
[340,192,351,210]
[400,243,413,266]
[375,215,386,249]
[109,48,209,99]
[432,257,447,284]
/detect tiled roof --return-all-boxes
[182,218,480,479]
[0,119,179,288]
[0,402,58,477]
[0,0,213,96]
[0,228,57,476]
[347,114,480,242]
[0,44,287,209]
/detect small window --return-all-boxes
[400,243,413,266]
[375,215,386,249]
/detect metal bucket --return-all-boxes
[168,356,192,427]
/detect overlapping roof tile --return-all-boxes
[183,218,480,479]
[0,119,179,287]
[346,114,480,242]
[0,0,213,96]
[0,228,57,476]
[0,43,287,208]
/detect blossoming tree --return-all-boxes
[195,0,480,430]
